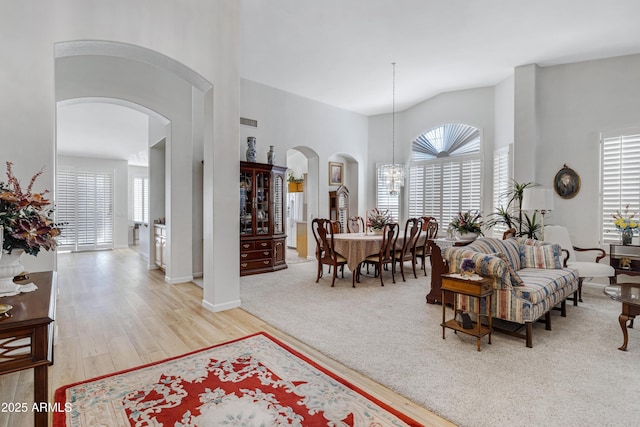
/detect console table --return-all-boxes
[609,244,640,280]
[426,238,471,305]
[0,271,56,427]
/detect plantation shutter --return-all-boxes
[133,176,149,224]
[376,165,400,223]
[56,169,114,251]
[56,170,77,248]
[408,165,424,218]
[492,145,511,237]
[601,133,640,244]
[406,156,481,228]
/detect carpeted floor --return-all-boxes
[240,260,640,427]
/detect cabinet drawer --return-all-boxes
[240,240,273,251]
[240,249,272,261]
[240,259,273,271]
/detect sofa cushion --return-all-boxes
[497,252,524,286]
[467,237,521,270]
[513,267,579,304]
[520,243,562,269]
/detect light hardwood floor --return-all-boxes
[0,248,453,427]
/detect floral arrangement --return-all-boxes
[449,210,483,235]
[461,258,476,273]
[367,208,392,230]
[0,162,62,255]
[613,204,638,232]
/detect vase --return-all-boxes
[246,137,257,162]
[456,231,478,241]
[267,145,275,165]
[622,229,633,245]
[0,249,24,294]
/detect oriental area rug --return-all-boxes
[53,332,421,426]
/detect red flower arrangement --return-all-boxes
[0,162,62,255]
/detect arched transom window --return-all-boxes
[408,123,482,228]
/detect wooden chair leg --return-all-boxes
[316,262,322,283]
[526,322,533,348]
[400,259,406,282]
[331,263,337,287]
[379,261,385,286]
[578,277,583,303]
[412,256,418,279]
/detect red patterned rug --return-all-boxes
[54,332,422,426]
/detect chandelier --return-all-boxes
[380,62,406,196]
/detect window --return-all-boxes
[491,145,512,237]
[408,123,482,227]
[133,176,149,224]
[376,166,400,222]
[601,132,640,244]
[57,169,114,251]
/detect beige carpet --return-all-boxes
[240,260,640,427]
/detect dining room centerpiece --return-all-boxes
[449,210,483,241]
[613,204,638,245]
[367,208,392,234]
[0,162,62,293]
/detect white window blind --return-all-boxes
[601,133,640,244]
[133,176,149,224]
[492,145,512,237]
[57,169,114,251]
[408,155,481,227]
[376,166,400,223]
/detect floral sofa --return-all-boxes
[441,237,579,347]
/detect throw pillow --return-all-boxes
[520,243,562,269]
[497,252,524,286]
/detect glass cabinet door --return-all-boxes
[240,170,253,236]
[256,171,270,235]
[273,173,284,234]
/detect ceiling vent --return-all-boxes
[240,117,258,127]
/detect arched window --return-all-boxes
[408,123,482,228]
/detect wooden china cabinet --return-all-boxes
[240,161,288,276]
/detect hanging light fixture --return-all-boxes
[379,62,406,195]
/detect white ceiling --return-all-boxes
[240,0,640,115]
[57,1,640,164]
[57,102,149,166]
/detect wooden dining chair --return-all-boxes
[330,220,343,234]
[394,218,423,281]
[363,223,399,286]
[415,217,438,276]
[311,218,348,287]
[347,216,365,233]
[502,227,517,240]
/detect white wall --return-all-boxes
[1,0,240,312]
[58,155,129,249]
[534,53,640,247]
[494,76,515,150]
[368,87,496,221]
[240,79,368,256]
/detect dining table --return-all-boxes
[333,232,426,273]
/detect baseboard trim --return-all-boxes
[164,275,194,285]
[202,298,241,312]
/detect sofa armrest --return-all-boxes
[443,248,512,290]
[574,246,606,263]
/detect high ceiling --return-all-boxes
[57,1,640,165]
[240,0,640,115]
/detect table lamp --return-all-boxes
[521,188,554,240]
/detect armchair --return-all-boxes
[544,225,615,303]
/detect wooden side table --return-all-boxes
[0,271,56,427]
[441,274,493,351]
